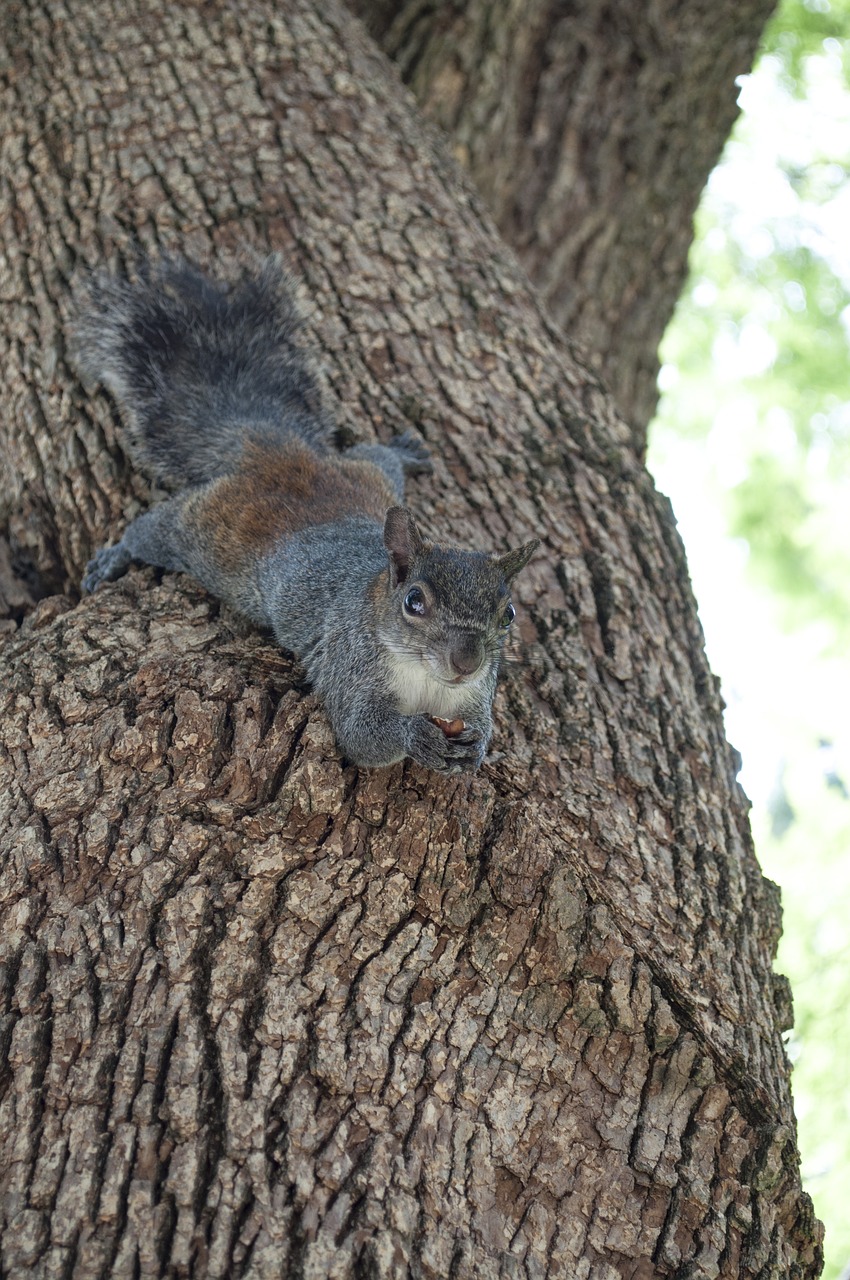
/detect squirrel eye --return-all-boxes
[500,602,516,629]
[404,587,427,618]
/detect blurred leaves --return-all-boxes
[653,12,850,653]
[766,0,850,91]
[650,6,850,1276]
[756,776,850,1279]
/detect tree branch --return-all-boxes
[351,0,777,448]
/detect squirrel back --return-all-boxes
[72,254,538,774]
[70,255,333,487]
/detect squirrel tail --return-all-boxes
[69,255,334,487]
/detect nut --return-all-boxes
[431,716,466,738]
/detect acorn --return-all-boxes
[431,716,466,738]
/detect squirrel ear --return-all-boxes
[384,506,426,588]
[495,539,539,583]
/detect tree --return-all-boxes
[350,0,777,449]
[0,0,822,1276]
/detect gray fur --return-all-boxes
[344,431,433,501]
[257,520,499,770]
[69,255,333,485]
[84,491,274,628]
[75,256,537,773]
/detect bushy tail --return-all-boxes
[69,254,334,487]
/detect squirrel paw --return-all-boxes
[406,716,486,774]
[82,543,133,593]
[389,430,433,475]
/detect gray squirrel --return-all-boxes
[70,256,537,773]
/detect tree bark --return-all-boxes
[0,1,821,1277]
[348,0,776,449]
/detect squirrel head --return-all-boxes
[378,506,537,688]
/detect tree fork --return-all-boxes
[0,1,821,1277]
[349,0,777,449]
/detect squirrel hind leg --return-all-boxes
[385,429,433,475]
[82,541,135,593]
[344,431,432,501]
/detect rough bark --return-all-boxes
[348,0,776,448]
[0,1,820,1278]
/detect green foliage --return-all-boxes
[649,4,850,1275]
[654,28,850,652]
[764,0,850,91]
[755,769,850,1280]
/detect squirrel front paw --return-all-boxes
[405,716,487,775]
[82,543,133,593]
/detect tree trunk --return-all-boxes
[349,0,776,449]
[0,1,821,1277]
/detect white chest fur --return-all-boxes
[384,651,480,718]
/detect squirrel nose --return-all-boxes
[449,635,484,677]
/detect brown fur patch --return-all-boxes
[187,438,396,572]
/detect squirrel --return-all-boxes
[70,255,537,774]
